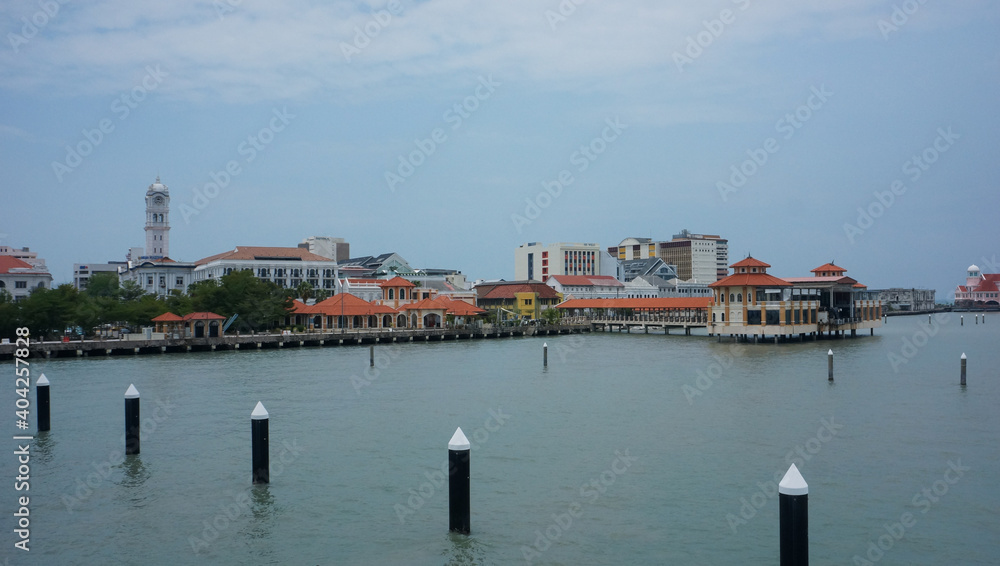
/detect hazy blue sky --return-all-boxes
[1,1,997,299]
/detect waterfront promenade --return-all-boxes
[0,324,591,360]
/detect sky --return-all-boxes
[1,0,998,300]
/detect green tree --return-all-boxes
[296,281,314,303]
[189,270,292,332]
[541,307,562,325]
[19,284,80,339]
[0,289,21,338]
[314,288,330,302]
[85,272,120,298]
[118,280,146,302]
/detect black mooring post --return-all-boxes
[252,401,269,484]
[125,384,140,455]
[779,463,808,566]
[448,427,471,534]
[37,374,50,432]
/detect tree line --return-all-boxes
[0,270,299,340]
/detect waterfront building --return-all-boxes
[298,236,350,262]
[73,262,127,290]
[545,275,623,300]
[144,177,170,259]
[120,257,197,297]
[475,280,562,320]
[193,246,338,290]
[290,293,401,330]
[955,265,1000,307]
[0,246,47,270]
[0,253,52,301]
[870,288,937,312]
[514,242,602,281]
[706,258,881,338]
[151,311,227,338]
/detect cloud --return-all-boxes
[0,0,983,103]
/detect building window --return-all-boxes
[147,276,154,285]
[176,277,184,286]
[730,293,735,303]
[15,281,27,289]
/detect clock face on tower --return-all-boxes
[153,196,164,205]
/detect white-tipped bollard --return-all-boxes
[125,384,140,455]
[37,374,50,432]
[252,402,269,483]
[960,353,967,387]
[929,314,932,324]
[448,427,471,534]
[779,463,809,566]
[961,315,964,326]
[827,349,833,382]
[543,342,548,366]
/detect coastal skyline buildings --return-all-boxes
[1,2,997,301]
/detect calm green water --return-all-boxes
[3,313,998,565]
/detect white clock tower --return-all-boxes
[144,176,170,259]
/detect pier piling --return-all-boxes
[449,427,471,534]
[37,374,50,432]
[960,353,967,387]
[125,384,140,455]
[252,401,269,484]
[827,350,833,382]
[543,342,548,366]
[779,463,809,566]
[961,315,964,326]
[370,345,374,367]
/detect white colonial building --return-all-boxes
[545,275,623,299]
[0,247,52,301]
[193,246,339,290]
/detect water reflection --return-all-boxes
[443,532,491,565]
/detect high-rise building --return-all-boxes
[609,231,728,283]
[515,242,601,281]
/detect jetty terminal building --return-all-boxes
[706,259,881,340]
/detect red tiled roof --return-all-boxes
[811,263,846,273]
[0,256,43,274]
[548,275,623,287]
[152,312,184,322]
[730,257,771,269]
[557,298,712,310]
[782,276,858,285]
[195,246,334,265]
[293,294,397,316]
[183,312,227,321]
[709,272,791,288]
[379,276,416,288]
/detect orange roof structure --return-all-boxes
[182,312,227,321]
[710,271,790,288]
[476,282,562,300]
[195,246,334,265]
[557,297,712,310]
[151,312,185,322]
[810,263,847,274]
[398,298,449,312]
[378,276,416,288]
[292,294,397,316]
[0,256,45,274]
[730,257,771,269]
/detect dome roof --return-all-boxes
[968,264,980,272]
[146,176,168,194]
